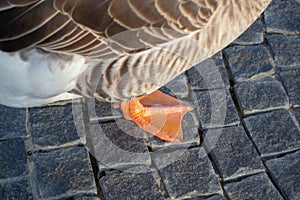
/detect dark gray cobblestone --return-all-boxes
[162,74,190,99]
[265,150,300,199]
[0,105,26,140]
[265,0,300,34]
[224,173,283,200]
[267,35,300,69]
[95,121,148,153]
[73,196,102,200]
[0,178,33,200]
[234,77,289,115]
[243,109,300,157]
[293,108,300,124]
[187,52,230,90]
[152,148,222,199]
[0,139,28,180]
[29,104,85,149]
[194,89,239,129]
[223,45,274,83]
[100,169,164,200]
[88,99,121,121]
[89,121,151,170]
[33,147,97,199]
[185,194,225,200]
[280,69,300,107]
[233,18,264,45]
[203,126,264,181]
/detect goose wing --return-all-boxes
[0,0,272,102]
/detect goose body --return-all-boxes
[0,0,272,107]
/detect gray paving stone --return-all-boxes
[187,52,229,90]
[280,69,300,107]
[97,120,148,152]
[88,99,121,120]
[89,121,151,170]
[185,194,225,200]
[244,110,300,156]
[0,139,28,180]
[194,89,239,129]
[73,196,102,200]
[162,74,190,99]
[234,18,264,45]
[0,105,26,140]
[234,77,289,115]
[223,45,274,83]
[224,173,283,200]
[266,150,300,199]
[292,108,300,124]
[265,0,300,34]
[203,126,263,181]
[33,147,97,199]
[267,35,300,68]
[152,148,221,199]
[100,170,164,200]
[149,111,200,151]
[29,104,85,149]
[0,178,33,200]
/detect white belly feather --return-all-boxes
[0,49,87,107]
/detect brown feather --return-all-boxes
[37,21,77,46]
[108,0,147,29]
[0,0,272,102]
[0,0,57,40]
[0,14,69,51]
[8,0,39,6]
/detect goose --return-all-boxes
[0,0,272,142]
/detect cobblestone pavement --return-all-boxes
[1,0,300,199]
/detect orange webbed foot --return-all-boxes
[113,90,193,143]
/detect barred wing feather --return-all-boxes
[0,0,272,107]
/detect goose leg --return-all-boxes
[113,90,193,143]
